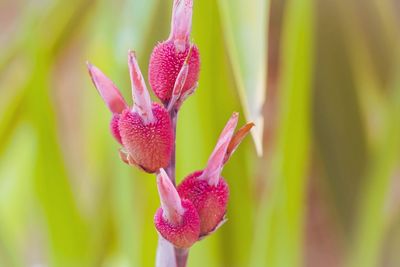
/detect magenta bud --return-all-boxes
[177,113,252,236]
[149,41,200,105]
[154,169,200,248]
[149,0,199,106]
[177,170,229,236]
[118,103,173,173]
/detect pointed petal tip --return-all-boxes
[86,61,95,76]
[223,112,239,135]
[232,112,239,120]
[128,49,137,62]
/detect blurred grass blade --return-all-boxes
[217,0,268,155]
[114,0,160,62]
[348,60,400,267]
[0,123,37,267]
[251,0,314,266]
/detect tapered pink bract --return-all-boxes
[128,51,154,123]
[167,49,190,111]
[87,63,128,114]
[201,112,238,185]
[154,169,200,248]
[87,63,128,144]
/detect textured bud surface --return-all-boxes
[110,114,123,144]
[149,41,200,103]
[177,171,229,236]
[155,199,200,248]
[118,103,173,172]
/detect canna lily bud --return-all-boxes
[87,52,174,173]
[148,0,200,106]
[177,113,253,236]
[118,102,173,173]
[154,169,200,248]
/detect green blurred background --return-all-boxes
[0,0,399,266]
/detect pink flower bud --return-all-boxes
[118,103,173,173]
[87,53,174,172]
[177,113,252,236]
[148,0,199,105]
[154,169,200,248]
[177,170,229,236]
[149,41,200,105]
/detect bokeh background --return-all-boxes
[1,0,400,266]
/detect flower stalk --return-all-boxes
[87,1,253,266]
[159,107,190,267]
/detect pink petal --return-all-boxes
[169,0,193,51]
[201,112,239,186]
[128,50,154,123]
[87,62,128,114]
[157,169,184,224]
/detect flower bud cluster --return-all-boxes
[87,0,253,252]
[156,113,253,248]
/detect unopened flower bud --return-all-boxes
[118,103,173,173]
[148,0,200,105]
[154,169,200,248]
[177,113,253,236]
[87,52,174,173]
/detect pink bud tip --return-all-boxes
[177,171,229,236]
[155,169,200,248]
[128,51,154,123]
[118,103,173,173]
[201,112,239,186]
[87,62,128,114]
[157,169,184,224]
[169,0,193,51]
